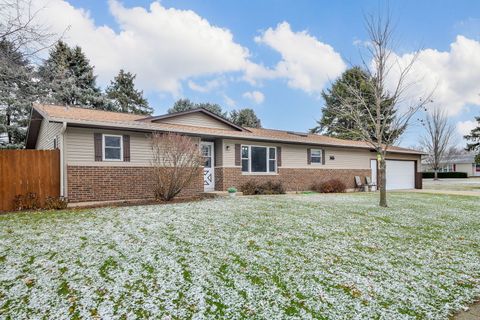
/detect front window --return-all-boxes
[103,134,123,161]
[476,164,480,172]
[241,145,276,173]
[310,149,322,164]
[440,164,454,172]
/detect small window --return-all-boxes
[241,146,249,172]
[310,149,322,164]
[268,147,276,172]
[53,137,58,149]
[103,134,123,161]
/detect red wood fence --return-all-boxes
[0,150,60,212]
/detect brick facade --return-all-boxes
[67,166,203,203]
[215,167,371,192]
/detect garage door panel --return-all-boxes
[386,160,415,190]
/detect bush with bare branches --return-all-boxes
[150,132,203,201]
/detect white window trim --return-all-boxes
[102,134,123,161]
[310,148,323,165]
[241,145,277,174]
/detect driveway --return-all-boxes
[415,178,480,196]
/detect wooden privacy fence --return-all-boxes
[0,150,60,212]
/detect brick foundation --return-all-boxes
[67,166,203,203]
[215,167,371,192]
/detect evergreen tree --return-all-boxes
[0,40,37,148]
[167,99,194,113]
[311,67,403,142]
[106,70,152,115]
[38,41,104,108]
[168,99,227,117]
[229,108,262,128]
[465,116,480,154]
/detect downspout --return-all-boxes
[60,122,67,197]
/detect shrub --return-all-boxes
[240,180,261,195]
[227,187,237,193]
[261,181,285,195]
[44,196,68,210]
[151,132,203,201]
[240,180,286,195]
[311,179,346,193]
[422,172,468,179]
[12,192,39,211]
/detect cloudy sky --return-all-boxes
[34,0,480,147]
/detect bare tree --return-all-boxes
[0,0,56,59]
[326,13,432,207]
[150,132,203,201]
[420,108,455,180]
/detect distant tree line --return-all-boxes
[1,39,152,148]
[168,99,262,129]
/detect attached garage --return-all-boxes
[371,159,416,190]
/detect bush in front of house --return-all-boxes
[12,192,39,211]
[151,132,203,201]
[44,196,68,210]
[311,179,347,193]
[240,180,286,195]
[422,172,468,179]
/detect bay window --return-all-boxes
[241,145,276,173]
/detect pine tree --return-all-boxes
[311,67,403,142]
[168,99,226,117]
[0,40,37,148]
[465,116,480,154]
[106,70,152,115]
[38,41,104,108]
[229,108,262,128]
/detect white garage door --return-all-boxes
[371,160,415,190]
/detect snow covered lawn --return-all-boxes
[1,193,479,319]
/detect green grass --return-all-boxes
[0,193,479,319]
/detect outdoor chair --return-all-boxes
[365,176,376,192]
[354,176,366,192]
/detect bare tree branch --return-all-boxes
[420,107,455,180]
[325,11,433,207]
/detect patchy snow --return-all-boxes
[0,193,479,319]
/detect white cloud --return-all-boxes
[34,0,251,95]
[188,78,226,93]
[223,94,236,108]
[251,22,346,94]
[243,90,264,104]
[386,36,480,115]
[457,120,477,136]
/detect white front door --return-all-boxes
[201,142,214,191]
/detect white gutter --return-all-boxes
[59,122,67,197]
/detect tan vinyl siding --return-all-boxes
[36,120,63,149]
[154,113,233,130]
[222,139,421,170]
[66,127,154,166]
[65,127,203,166]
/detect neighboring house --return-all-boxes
[26,104,423,203]
[422,153,480,177]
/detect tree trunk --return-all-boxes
[378,155,388,207]
[434,170,438,180]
